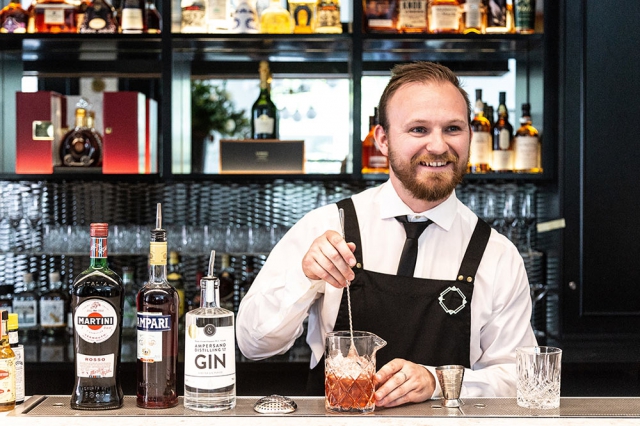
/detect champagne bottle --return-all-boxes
[251,61,278,139]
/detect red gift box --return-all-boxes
[16,91,67,174]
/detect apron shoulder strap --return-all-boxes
[336,198,363,266]
[456,218,491,285]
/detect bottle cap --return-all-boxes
[8,313,18,331]
[90,223,109,237]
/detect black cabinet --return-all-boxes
[561,0,640,336]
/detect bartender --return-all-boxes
[236,61,537,407]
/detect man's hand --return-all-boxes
[374,358,436,407]
[301,230,356,288]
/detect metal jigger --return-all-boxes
[436,365,465,408]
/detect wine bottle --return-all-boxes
[136,203,179,409]
[119,0,145,33]
[251,61,278,139]
[70,223,124,410]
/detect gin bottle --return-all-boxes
[184,250,236,411]
[136,203,179,409]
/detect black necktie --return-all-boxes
[396,216,432,277]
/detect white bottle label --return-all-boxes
[74,299,118,343]
[76,353,115,378]
[255,114,275,135]
[492,149,513,171]
[137,312,171,363]
[0,357,15,405]
[514,136,540,170]
[398,0,427,29]
[12,300,37,329]
[430,5,459,31]
[469,131,492,165]
[184,323,236,390]
[40,300,65,327]
[464,0,482,28]
[13,345,24,402]
[121,8,144,33]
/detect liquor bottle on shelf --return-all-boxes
[78,0,118,33]
[69,223,124,410]
[288,0,315,33]
[461,0,485,34]
[39,271,69,338]
[136,203,179,409]
[181,0,207,32]
[514,0,535,34]
[32,0,77,33]
[59,101,103,168]
[259,0,292,33]
[184,250,236,411]
[218,254,235,311]
[251,61,278,140]
[7,314,23,405]
[167,251,186,323]
[468,89,492,173]
[485,0,513,33]
[119,0,145,32]
[145,0,161,32]
[315,0,341,33]
[121,266,138,335]
[428,0,460,34]
[491,91,514,172]
[12,273,39,339]
[205,0,232,32]
[514,102,541,173]
[362,0,397,33]
[484,103,495,129]
[397,0,427,33]
[361,107,389,174]
[0,0,29,33]
[0,310,16,412]
[230,0,258,33]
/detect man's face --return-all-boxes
[375,81,471,206]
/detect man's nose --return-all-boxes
[424,131,448,155]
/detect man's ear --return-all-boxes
[374,125,389,156]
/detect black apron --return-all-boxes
[306,197,491,395]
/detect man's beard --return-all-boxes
[389,146,468,202]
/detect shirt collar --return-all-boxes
[377,181,459,231]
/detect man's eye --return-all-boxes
[446,125,463,132]
[410,127,428,133]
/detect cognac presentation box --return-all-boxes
[219,139,305,174]
[102,91,157,174]
[16,91,67,174]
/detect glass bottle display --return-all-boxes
[468,89,492,173]
[69,223,124,410]
[230,0,259,33]
[184,250,236,411]
[0,0,29,33]
[136,203,179,409]
[59,102,103,168]
[7,314,24,404]
[492,91,514,172]
[181,0,206,32]
[288,0,315,33]
[259,0,292,33]
[119,0,145,32]
[0,311,16,412]
[32,0,77,33]
[363,0,397,33]
[251,61,278,139]
[361,107,388,174]
[12,273,39,338]
[485,0,512,33]
[145,0,161,32]
[514,102,541,173]
[315,0,341,33]
[428,0,460,34]
[39,271,69,337]
[78,0,117,33]
[514,0,535,33]
[397,0,427,33]
[206,0,232,32]
[461,0,485,34]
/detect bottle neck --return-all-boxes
[149,241,168,284]
[199,278,220,309]
[89,236,109,268]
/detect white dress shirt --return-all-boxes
[236,181,538,398]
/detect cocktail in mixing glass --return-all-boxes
[324,331,386,414]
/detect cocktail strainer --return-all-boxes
[253,395,298,414]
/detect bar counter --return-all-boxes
[5,395,640,425]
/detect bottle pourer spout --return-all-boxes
[207,250,216,277]
[155,203,162,229]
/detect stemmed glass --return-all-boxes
[7,189,24,251]
[520,186,537,252]
[482,187,498,227]
[500,188,518,242]
[24,191,43,251]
